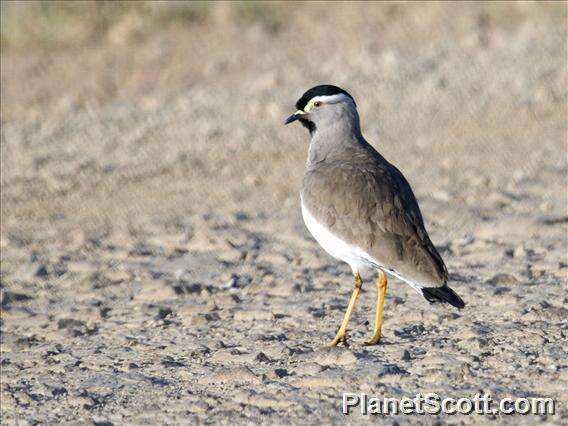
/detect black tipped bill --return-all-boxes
[284,112,301,125]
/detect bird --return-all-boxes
[285,84,465,346]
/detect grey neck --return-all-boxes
[306,108,363,167]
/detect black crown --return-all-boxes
[295,85,356,111]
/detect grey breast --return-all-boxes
[301,136,448,286]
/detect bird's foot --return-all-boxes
[363,327,383,346]
[363,334,382,346]
[330,331,349,347]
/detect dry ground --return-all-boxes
[1,2,567,424]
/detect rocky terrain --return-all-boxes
[1,2,567,424]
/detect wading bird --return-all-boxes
[285,85,465,346]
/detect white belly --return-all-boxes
[301,200,376,275]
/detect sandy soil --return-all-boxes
[1,3,567,424]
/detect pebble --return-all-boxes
[233,391,295,409]
[199,367,261,385]
[551,266,568,280]
[291,362,324,376]
[134,282,178,302]
[266,368,289,380]
[234,310,275,322]
[1,291,33,308]
[377,364,410,376]
[35,264,50,278]
[290,375,346,389]
[103,270,132,284]
[255,352,271,363]
[487,273,520,285]
[313,347,357,366]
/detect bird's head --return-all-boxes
[284,85,358,135]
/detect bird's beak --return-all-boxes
[284,110,306,125]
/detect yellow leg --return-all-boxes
[365,270,388,345]
[330,273,363,346]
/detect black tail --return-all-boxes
[422,285,465,309]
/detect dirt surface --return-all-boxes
[1,3,567,424]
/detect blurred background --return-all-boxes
[1,1,567,423]
[1,1,566,239]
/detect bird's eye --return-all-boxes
[313,101,322,107]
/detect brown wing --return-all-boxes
[301,145,448,285]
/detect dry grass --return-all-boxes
[0,1,297,49]
[0,1,211,48]
[1,1,563,50]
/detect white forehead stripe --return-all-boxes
[304,93,354,111]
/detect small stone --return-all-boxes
[14,392,32,407]
[271,368,289,379]
[256,252,289,265]
[221,276,237,290]
[66,261,97,274]
[134,282,177,302]
[290,375,345,389]
[50,385,68,397]
[551,266,568,280]
[210,348,250,364]
[432,190,450,202]
[487,273,520,285]
[529,263,547,278]
[103,270,131,284]
[199,366,261,385]
[212,294,240,306]
[190,315,208,326]
[313,347,357,366]
[378,364,410,376]
[67,395,94,409]
[217,250,245,264]
[57,318,86,330]
[394,324,428,339]
[161,356,186,368]
[172,282,202,295]
[57,318,97,336]
[513,245,526,258]
[266,283,297,297]
[203,312,220,322]
[189,313,219,326]
[234,212,250,221]
[93,420,114,426]
[540,216,568,225]
[35,264,49,278]
[454,235,475,247]
[157,307,173,319]
[291,362,324,376]
[1,291,33,308]
[255,352,271,363]
[234,311,274,322]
